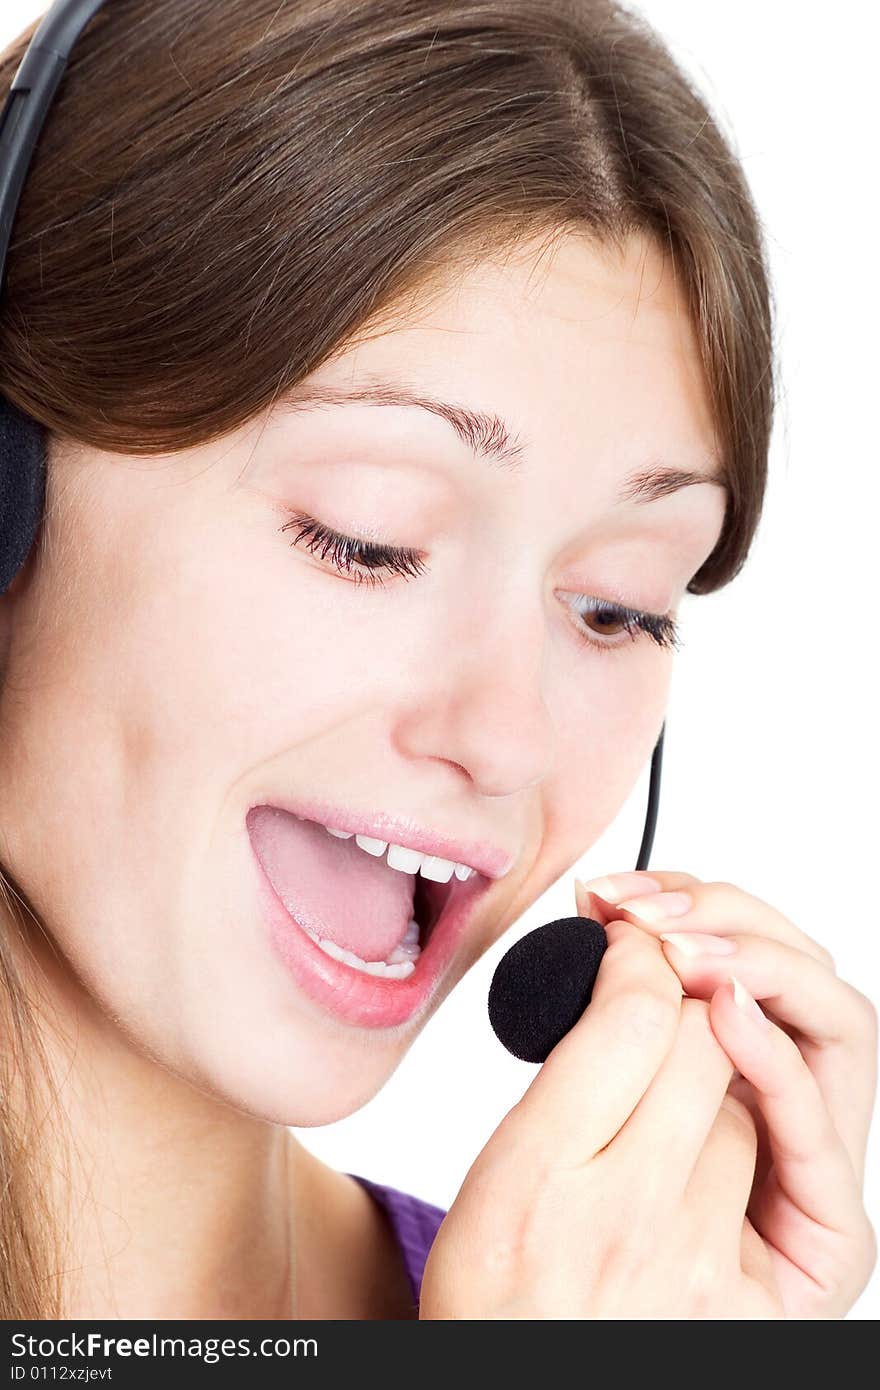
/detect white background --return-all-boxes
[2,2,877,1319]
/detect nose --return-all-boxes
[394,594,555,797]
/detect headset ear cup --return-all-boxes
[0,395,48,597]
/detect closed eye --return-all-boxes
[279,510,426,586]
[279,508,682,655]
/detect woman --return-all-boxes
[0,0,874,1320]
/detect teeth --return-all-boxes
[419,855,455,884]
[386,843,425,874]
[386,919,422,964]
[309,933,416,978]
[386,941,421,964]
[299,915,421,978]
[354,834,388,856]
[325,823,477,881]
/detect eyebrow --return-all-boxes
[276,380,726,504]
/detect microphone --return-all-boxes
[488,725,666,1062]
[488,916,607,1063]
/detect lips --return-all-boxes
[246,793,516,881]
[247,809,495,1028]
[247,804,419,963]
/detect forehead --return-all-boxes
[277,229,718,483]
[346,228,702,361]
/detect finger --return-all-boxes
[609,995,736,1206]
[574,884,623,929]
[577,869,703,907]
[659,931,878,1182]
[739,1216,780,1301]
[708,977,866,1240]
[727,1073,773,1189]
[607,878,834,969]
[498,918,682,1169]
[575,870,701,927]
[685,1089,759,1252]
[657,932,864,1046]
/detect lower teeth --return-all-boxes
[301,916,421,978]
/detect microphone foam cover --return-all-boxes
[488,916,608,1063]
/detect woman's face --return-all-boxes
[0,230,725,1124]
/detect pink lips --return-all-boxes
[246,794,516,881]
[247,811,494,1029]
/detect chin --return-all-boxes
[171,1015,418,1129]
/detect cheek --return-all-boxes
[0,491,471,1121]
[483,654,671,942]
[554,650,671,843]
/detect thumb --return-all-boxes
[574,878,617,925]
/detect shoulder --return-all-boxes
[291,1144,445,1317]
[347,1171,447,1307]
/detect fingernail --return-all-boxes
[729,975,770,1027]
[581,872,663,903]
[617,891,693,922]
[574,878,593,916]
[660,931,737,957]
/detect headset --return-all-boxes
[0,0,665,873]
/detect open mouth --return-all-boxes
[414,870,463,945]
[246,804,489,981]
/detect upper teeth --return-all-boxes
[323,824,477,883]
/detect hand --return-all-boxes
[420,913,784,1319]
[575,870,878,1318]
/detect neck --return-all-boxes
[14,927,299,1321]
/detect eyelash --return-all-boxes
[279,510,681,655]
[280,510,429,584]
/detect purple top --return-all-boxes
[347,1172,447,1314]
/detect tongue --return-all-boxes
[248,805,416,961]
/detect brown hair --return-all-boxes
[0,0,775,1316]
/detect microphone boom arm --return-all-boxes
[636,721,665,872]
